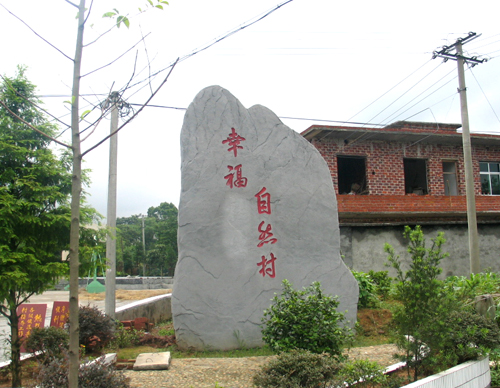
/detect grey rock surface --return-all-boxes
[172,86,359,350]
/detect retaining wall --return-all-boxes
[115,293,172,324]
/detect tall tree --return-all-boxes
[116,202,178,276]
[0,68,85,387]
[147,202,178,276]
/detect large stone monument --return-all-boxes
[172,86,359,350]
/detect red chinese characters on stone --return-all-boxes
[255,187,271,214]
[257,253,277,278]
[224,165,248,189]
[257,221,277,247]
[222,127,246,157]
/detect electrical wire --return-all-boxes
[469,65,500,126]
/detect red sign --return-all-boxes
[17,304,47,351]
[50,301,70,329]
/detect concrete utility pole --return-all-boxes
[142,215,146,277]
[105,91,120,318]
[432,32,487,274]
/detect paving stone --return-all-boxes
[133,352,171,370]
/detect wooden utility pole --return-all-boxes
[432,32,487,274]
[105,91,120,319]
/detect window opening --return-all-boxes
[443,161,458,196]
[480,162,500,195]
[404,158,428,195]
[337,156,367,194]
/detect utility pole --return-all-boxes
[142,215,146,277]
[432,32,487,274]
[105,91,120,319]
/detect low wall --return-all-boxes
[341,224,500,277]
[115,293,172,324]
[400,358,490,388]
[55,277,174,291]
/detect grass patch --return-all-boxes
[116,344,276,360]
[117,346,160,360]
[168,345,276,359]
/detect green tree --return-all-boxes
[146,202,178,276]
[385,225,455,381]
[116,202,178,276]
[0,68,101,388]
[0,68,71,387]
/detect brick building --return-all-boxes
[301,121,500,276]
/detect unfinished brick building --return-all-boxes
[302,121,500,276]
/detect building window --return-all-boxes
[337,156,367,194]
[443,161,458,195]
[480,162,500,195]
[404,158,428,195]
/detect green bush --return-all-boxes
[31,353,130,388]
[108,324,144,349]
[444,308,500,363]
[367,270,393,299]
[490,349,500,387]
[79,305,114,352]
[261,279,352,357]
[24,327,69,363]
[339,359,387,388]
[352,271,378,308]
[444,272,500,300]
[252,349,342,388]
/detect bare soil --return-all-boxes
[78,288,172,301]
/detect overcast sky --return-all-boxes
[2,0,499,218]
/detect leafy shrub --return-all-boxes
[252,349,342,388]
[352,271,378,308]
[32,352,130,388]
[109,324,144,349]
[261,279,352,357]
[444,272,500,300]
[339,359,387,388]
[25,327,69,363]
[444,308,500,363]
[490,349,500,387]
[367,270,393,299]
[79,305,114,352]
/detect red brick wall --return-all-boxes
[337,194,500,213]
[312,138,500,197]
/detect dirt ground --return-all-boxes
[357,308,393,337]
[78,288,172,301]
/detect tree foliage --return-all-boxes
[116,202,178,276]
[385,226,455,381]
[0,67,100,387]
